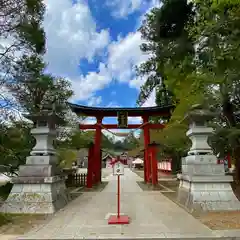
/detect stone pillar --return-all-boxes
[177,104,240,212]
[1,110,69,214]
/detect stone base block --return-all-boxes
[26,155,57,165]
[18,164,60,177]
[177,177,240,212]
[0,180,70,214]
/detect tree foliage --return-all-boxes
[0,0,45,59]
[7,55,73,124]
[0,0,74,173]
[0,0,46,119]
[0,121,34,170]
[136,0,240,179]
[136,0,195,107]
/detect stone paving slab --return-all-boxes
[17,169,240,239]
[0,235,19,240]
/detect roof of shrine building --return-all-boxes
[68,103,175,117]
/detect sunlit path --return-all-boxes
[18,168,214,239]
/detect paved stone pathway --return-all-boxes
[17,168,234,239]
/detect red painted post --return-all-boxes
[87,143,94,188]
[227,153,231,169]
[117,175,120,218]
[149,142,158,186]
[94,116,103,184]
[152,148,158,186]
[100,150,102,182]
[148,149,152,183]
[142,116,150,183]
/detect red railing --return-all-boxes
[158,159,172,172]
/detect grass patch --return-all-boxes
[0,213,50,235]
[137,181,165,191]
[160,180,179,191]
[158,180,181,206]
[159,179,240,230]
[0,182,13,200]
[0,213,11,226]
[195,211,240,230]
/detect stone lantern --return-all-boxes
[1,109,69,214]
[29,110,58,156]
[177,104,240,211]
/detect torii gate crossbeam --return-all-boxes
[68,103,175,187]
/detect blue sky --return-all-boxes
[42,0,160,138]
[43,0,159,104]
[1,0,160,139]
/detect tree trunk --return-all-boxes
[221,92,240,182]
[171,153,182,174]
[222,98,236,127]
[233,146,240,183]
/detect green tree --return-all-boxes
[123,131,139,150]
[136,0,195,107]
[136,0,240,180]
[191,0,240,180]
[0,120,34,170]
[0,0,46,101]
[7,55,73,125]
[0,0,45,62]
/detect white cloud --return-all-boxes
[129,75,148,89]
[70,30,150,102]
[43,0,110,78]
[42,0,157,105]
[82,117,97,125]
[67,29,153,104]
[142,88,156,107]
[71,30,150,101]
[105,102,121,108]
[128,116,142,124]
[70,62,111,101]
[106,0,154,19]
[107,0,141,18]
[108,32,148,83]
[87,96,102,106]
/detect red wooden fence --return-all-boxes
[158,160,172,172]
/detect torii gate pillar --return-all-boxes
[94,116,103,184]
[142,116,150,183]
[87,143,94,188]
[148,142,159,185]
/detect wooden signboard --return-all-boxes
[113,161,124,176]
[117,111,128,128]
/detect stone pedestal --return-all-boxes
[1,111,70,214]
[177,104,240,212]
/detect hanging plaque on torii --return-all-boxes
[117,111,128,128]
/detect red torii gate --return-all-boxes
[68,103,174,187]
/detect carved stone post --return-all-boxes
[177,104,240,211]
[1,110,69,214]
